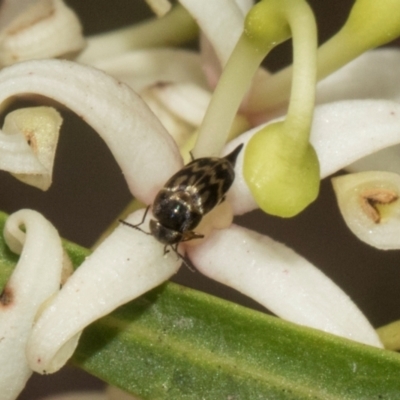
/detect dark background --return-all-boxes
[5,0,397,398]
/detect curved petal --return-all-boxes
[1,106,62,190]
[226,100,400,215]
[0,59,182,203]
[313,51,400,184]
[0,0,85,67]
[179,0,245,66]
[197,0,256,88]
[332,171,400,250]
[146,82,211,127]
[91,49,207,93]
[187,224,382,347]
[0,209,63,400]
[346,145,400,174]
[26,209,182,374]
[141,82,210,146]
[311,100,400,178]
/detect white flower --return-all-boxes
[0,209,65,400]
[2,1,400,397]
[0,56,383,380]
[0,0,85,67]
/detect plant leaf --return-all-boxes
[0,210,399,399]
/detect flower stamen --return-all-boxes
[360,188,399,224]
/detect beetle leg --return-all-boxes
[163,244,170,255]
[119,205,151,234]
[180,231,204,242]
[161,243,194,272]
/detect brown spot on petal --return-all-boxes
[154,81,169,89]
[24,130,38,153]
[359,188,398,223]
[0,286,13,306]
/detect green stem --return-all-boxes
[193,36,267,158]
[193,0,317,158]
[78,5,198,63]
[242,0,320,217]
[280,0,317,141]
[246,0,400,112]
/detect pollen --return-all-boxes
[359,188,399,223]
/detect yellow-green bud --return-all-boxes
[346,0,400,50]
[243,122,320,217]
[244,0,291,52]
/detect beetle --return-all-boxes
[120,143,243,257]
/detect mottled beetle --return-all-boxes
[120,143,243,257]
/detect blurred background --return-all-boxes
[1,0,396,398]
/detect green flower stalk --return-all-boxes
[244,0,319,217]
[318,0,400,79]
[77,4,198,64]
[193,0,319,217]
[194,0,291,159]
[248,0,400,111]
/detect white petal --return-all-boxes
[226,100,400,215]
[147,82,211,127]
[311,100,400,178]
[140,82,211,146]
[0,209,63,400]
[224,137,258,215]
[347,144,400,174]
[26,209,181,374]
[91,49,207,93]
[197,0,256,88]
[234,0,254,14]
[332,171,400,250]
[0,123,46,175]
[187,224,382,347]
[318,56,400,174]
[315,50,400,175]
[0,0,85,67]
[316,49,400,104]
[179,0,245,65]
[1,106,62,190]
[0,59,182,203]
[140,86,194,147]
